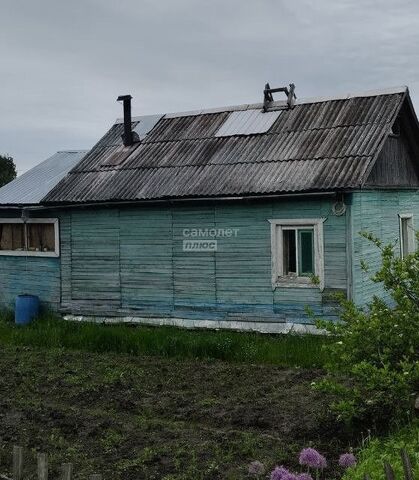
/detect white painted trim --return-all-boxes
[0,218,60,257]
[63,315,326,335]
[398,213,415,257]
[269,218,325,291]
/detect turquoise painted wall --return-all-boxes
[59,197,347,324]
[0,211,61,310]
[2,191,418,324]
[0,256,60,309]
[350,190,419,305]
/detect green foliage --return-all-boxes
[316,232,419,428]
[0,310,328,368]
[0,154,17,187]
[342,420,419,480]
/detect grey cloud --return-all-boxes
[0,0,419,173]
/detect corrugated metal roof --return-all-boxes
[43,87,409,204]
[215,110,281,137]
[0,150,87,205]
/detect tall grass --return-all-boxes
[342,420,419,480]
[0,310,328,367]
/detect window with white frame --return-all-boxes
[399,214,415,258]
[0,219,59,257]
[270,218,325,289]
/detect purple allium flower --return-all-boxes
[296,474,313,480]
[271,466,292,480]
[281,473,297,480]
[339,453,357,468]
[248,460,265,476]
[299,448,327,469]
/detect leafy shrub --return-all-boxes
[342,420,419,480]
[316,232,419,428]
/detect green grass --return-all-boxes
[0,310,328,367]
[343,421,419,480]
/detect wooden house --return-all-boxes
[0,86,418,332]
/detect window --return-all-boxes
[270,218,325,289]
[399,214,415,258]
[0,219,59,257]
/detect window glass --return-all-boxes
[400,216,414,258]
[283,229,296,275]
[0,223,25,251]
[27,223,55,252]
[299,229,314,276]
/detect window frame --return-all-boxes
[269,218,325,290]
[398,213,415,258]
[0,218,60,257]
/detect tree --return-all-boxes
[0,154,17,187]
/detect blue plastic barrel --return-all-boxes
[15,295,40,325]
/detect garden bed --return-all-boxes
[0,343,355,479]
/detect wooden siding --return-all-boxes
[366,133,419,187]
[351,190,419,305]
[0,210,60,309]
[57,198,347,324]
[70,210,120,304]
[0,198,349,323]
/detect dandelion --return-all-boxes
[271,466,292,480]
[338,453,357,468]
[248,461,266,476]
[299,448,327,469]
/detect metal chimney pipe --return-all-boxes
[117,95,133,146]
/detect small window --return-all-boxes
[270,219,324,289]
[0,223,25,251]
[399,214,415,258]
[27,223,56,253]
[0,219,59,257]
[282,228,314,277]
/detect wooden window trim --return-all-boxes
[0,218,60,257]
[398,213,415,258]
[269,218,325,291]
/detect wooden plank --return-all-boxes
[37,453,48,480]
[384,461,395,480]
[12,446,23,480]
[400,449,413,480]
[61,463,73,480]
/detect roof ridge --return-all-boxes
[56,149,89,154]
[115,86,407,123]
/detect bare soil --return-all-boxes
[0,345,355,479]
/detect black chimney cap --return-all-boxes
[117,94,132,102]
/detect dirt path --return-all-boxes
[0,345,352,479]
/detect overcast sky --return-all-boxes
[1,0,419,173]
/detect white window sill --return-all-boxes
[274,277,319,289]
[0,251,59,258]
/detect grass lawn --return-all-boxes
[0,314,354,479]
[0,312,329,368]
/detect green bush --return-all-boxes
[342,420,419,480]
[316,232,419,428]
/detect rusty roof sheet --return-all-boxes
[43,87,408,204]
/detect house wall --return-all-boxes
[350,189,419,305]
[59,197,348,327]
[0,210,61,310]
